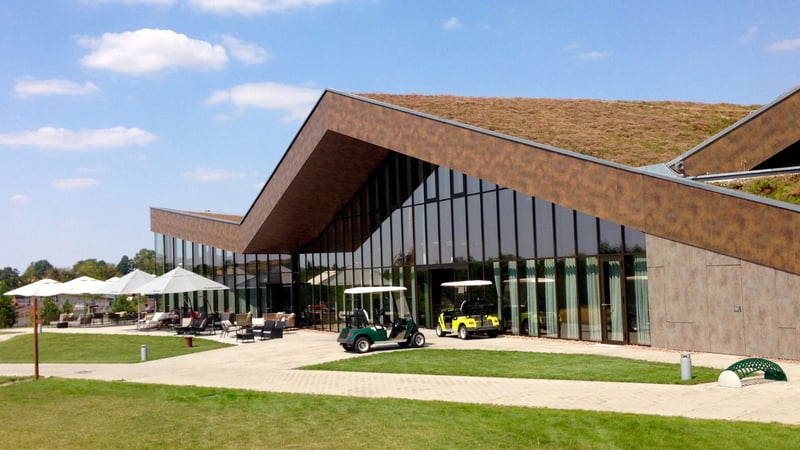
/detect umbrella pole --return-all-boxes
[33,297,39,380]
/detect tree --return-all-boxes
[133,248,156,274]
[116,255,134,274]
[0,292,17,328]
[0,267,21,289]
[40,297,60,325]
[22,260,54,282]
[73,259,118,280]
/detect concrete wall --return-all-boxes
[647,235,800,360]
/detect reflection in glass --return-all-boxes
[535,199,554,258]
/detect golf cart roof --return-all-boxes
[344,286,407,295]
[441,280,492,287]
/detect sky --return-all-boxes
[1,0,799,273]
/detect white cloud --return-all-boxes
[221,36,271,64]
[578,51,609,60]
[205,82,321,121]
[183,167,246,182]
[79,28,228,75]
[0,126,158,150]
[186,0,340,16]
[14,79,99,97]
[10,194,32,205]
[51,178,100,190]
[740,26,758,43]
[443,17,463,30]
[767,38,800,52]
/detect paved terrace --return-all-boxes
[2,325,799,425]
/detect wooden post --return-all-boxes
[33,297,39,380]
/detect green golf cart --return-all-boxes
[337,286,426,353]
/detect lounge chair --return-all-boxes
[174,317,194,335]
[188,317,210,335]
[258,319,275,340]
[263,320,285,340]
[220,320,239,338]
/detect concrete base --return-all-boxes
[718,370,742,388]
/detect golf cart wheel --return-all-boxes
[411,332,426,348]
[341,344,354,352]
[458,325,469,340]
[487,331,499,338]
[435,324,445,337]
[354,336,371,353]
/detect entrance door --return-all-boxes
[600,257,626,344]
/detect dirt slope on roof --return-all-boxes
[362,93,758,167]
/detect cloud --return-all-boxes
[767,38,800,52]
[205,82,321,121]
[14,79,100,98]
[443,17,463,30]
[186,0,340,16]
[221,36,271,64]
[740,26,758,43]
[578,51,608,60]
[0,126,158,150]
[79,28,228,75]
[183,167,246,182]
[51,178,100,190]
[10,194,32,205]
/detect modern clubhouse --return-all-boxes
[150,87,800,361]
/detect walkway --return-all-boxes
[1,325,799,425]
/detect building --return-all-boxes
[151,87,800,360]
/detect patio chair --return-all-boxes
[220,320,239,338]
[189,317,210,335]
[258,319,275,341]
[174,317,194,335]
[266,320,285,340]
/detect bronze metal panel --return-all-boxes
[152,90,800,276]
[681,92,800,175]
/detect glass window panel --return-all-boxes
[483,191,499,260]
[467,194,483,262]
[576,211,598,255]
[452,170,465,195]
[439,200,453,264]
[412,161,426,204]
[515,194,534,259]
[535,199,554,258]
[381,216,391,269]
[625,255,650,345]
[499,189,516,259]
[402,206,414,264]
[625,227,646,253]
[414,204,426,265]
[599,219,623,254]
[438,167,450,199]
[563,257,579,340]
[466,174,481,194]
[453,197,467,262]
[392,209,403,266]
[426,170,437,201]
[482,179,496,192]
[537,259,558,338]
[426,202,440,264]
[555,204,575,257]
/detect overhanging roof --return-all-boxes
[152,89,800,275]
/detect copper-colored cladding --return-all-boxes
[679,90,800,175]
[152,89,800,275]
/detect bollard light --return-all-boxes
[140,344,148,362]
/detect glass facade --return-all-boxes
[156,153,650,345]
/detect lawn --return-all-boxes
[0,333,231,363]
[1,377,797,449]
[303,349,721,384]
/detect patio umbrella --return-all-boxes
[92,269,156,318]
[3,278,62,297]
[53,276,106,295]
[93,269,155,295]
[136,267,229,313]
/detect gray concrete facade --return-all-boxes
[648,235,800,359]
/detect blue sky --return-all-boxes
[1,0,799,273]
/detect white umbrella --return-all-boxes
[93,269,155,295]
[137,267,229,295]
[50,276,106,295]
[3,278,61,297]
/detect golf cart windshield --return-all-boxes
[344,286,410,325]
[441,280,493,310]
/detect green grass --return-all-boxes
[0,378,797,449]
[0,333,231,363]
[303,349,721,384]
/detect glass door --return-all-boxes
[600,257,625,344]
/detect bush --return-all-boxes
[0,296,17,328]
